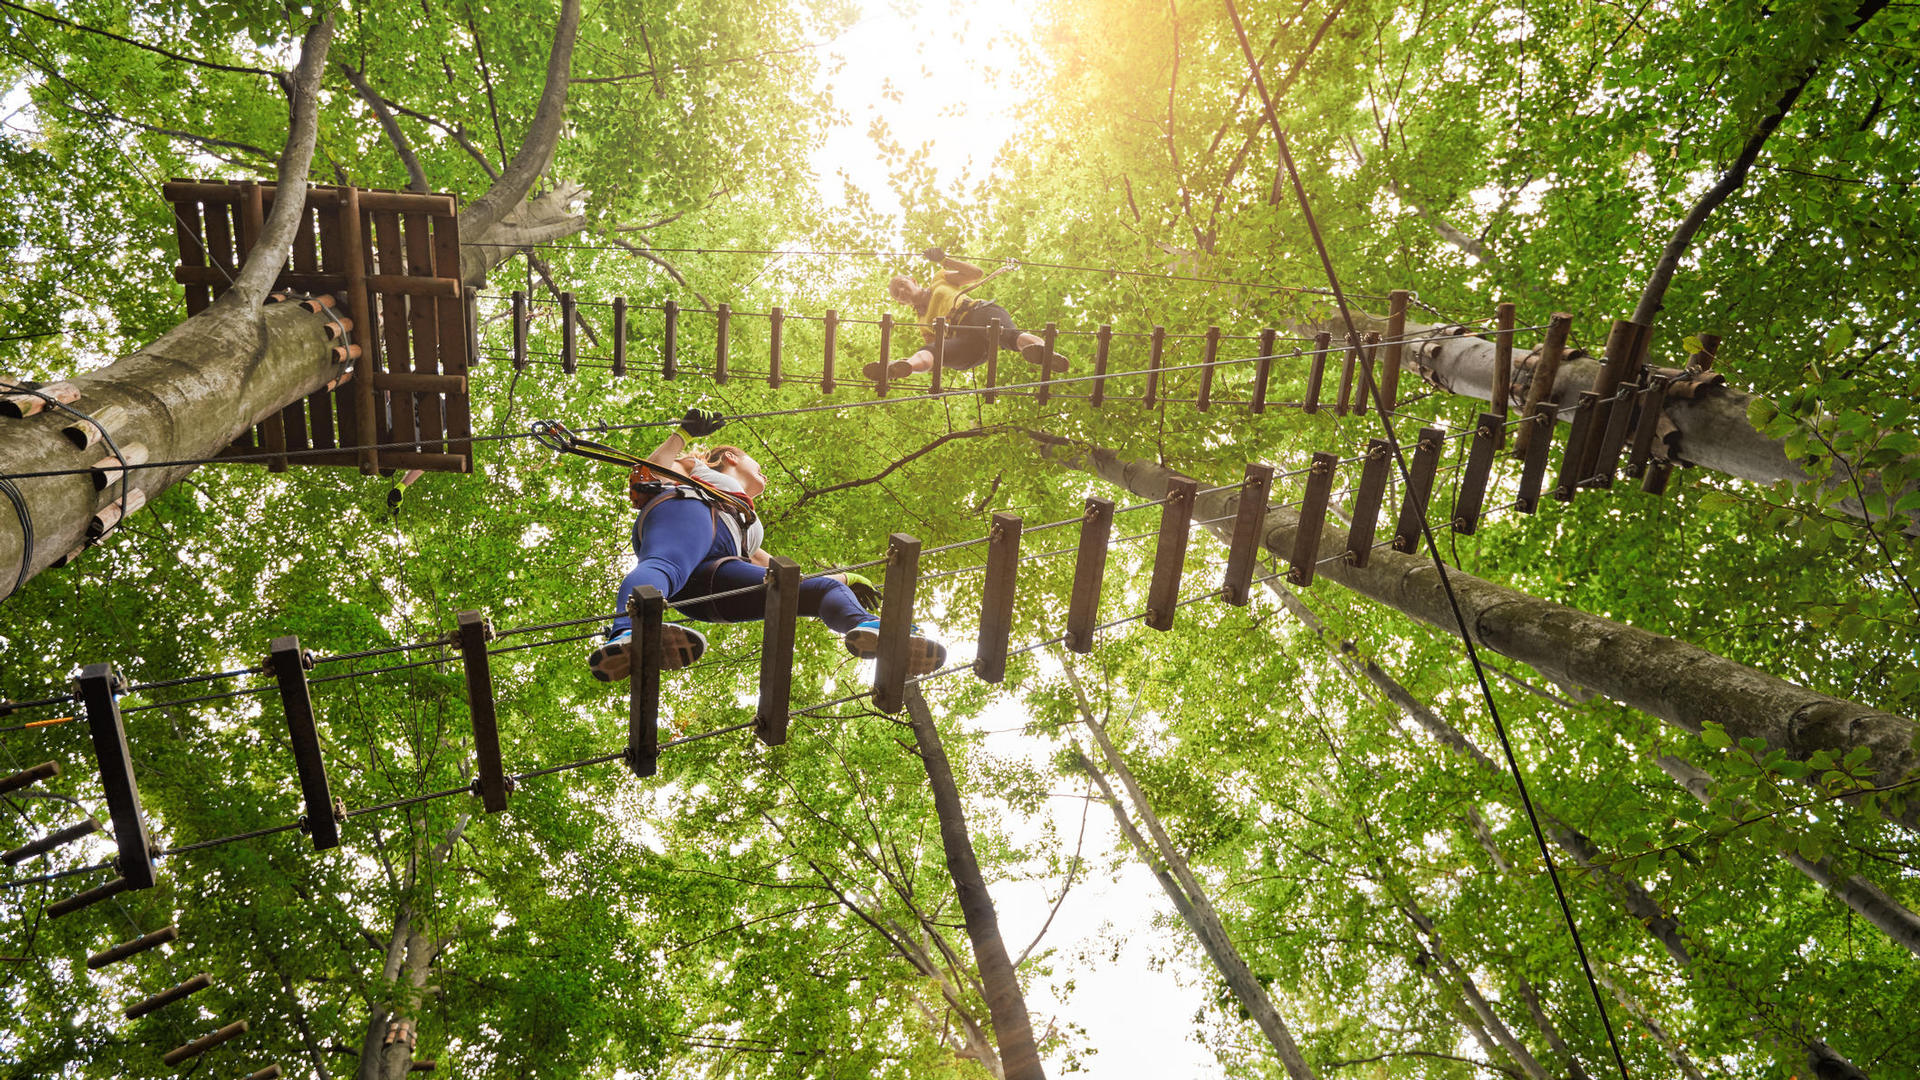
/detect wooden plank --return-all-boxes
[340,190,379,474]
[1250,328,1276,414]
[48,876,131,919]
[455,611,507,813]
[405,213,444,453]
[164,180,453,214]
[1379,289,1409,411]
[1144,325,1165,408]
[311,201,345,452]
[1145,478,1196,631]
[1359,332,1383,414]
[295,450,466,472]
[1345,439,1393,567]
[1491,301,1516,444]
[246,1067,284,1080]
[1690,333,1721,371]
[1335,334,1359,416]
[931,317,946,393]
[822,309,838,393]
[1221,463,1274,605]
[373,210,417,449]
[241,181,266,269]
[982,316,1000,404]
[87,924,177,969]
[172,197,211,314]
[627,587,663,779]
[1580,319,1642,482]
[1391,427,1447,553]
[126,973,211,1020]
[203,197,236,296]
[662,299,679,380]
[1627,374,1671,478]
[291,200,319,274]
[511,291,527,371]
[1037,322,1058,406]
[172,265,462,296]
[78,663,153,889]
[876,312,892,397]
[431,215,470,469]
[1593,383,1639,488]
[714,302,731,384]
[1065,498,1115,653]
[270,636,337,851]
[162,1021,248,1067]
[1303,331,1330,414]
[769,306,784,388]
[1642,458,1674,496]
[561,291,578,375]
[0,760,56,796]
[372,372,467,395]
[755,557,800,746]
[612,296,627,377]
[871,533,922,714]
[1288,452,1339,586]
[3,818,99,866]
[1452,412,1502,535]
[1515,401,1557,514]
[1514,312,1573,458]
[1196,326,1219,412]
[1553,391,1601,502]
[974,512,1022,683]
[1091,324,1111,408]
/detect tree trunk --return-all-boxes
[1592,970,1709,1080]
[1054,443,1919,828]
[902,685,1047,1080]
[1515,976,1592,1080]
[1657,754,1920,959]
[1400,900,1551,1080]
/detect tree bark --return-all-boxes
[1400,901,1551,1080]
[1054,443,1919,827]
[902,685,1047,1080]
[1515,976,1592,1080]
[1591,971,1709,1080]
[1657,754,1920,959]
[0,18,337,598]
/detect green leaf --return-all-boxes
[1701,723,1733,750]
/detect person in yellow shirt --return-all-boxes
[870,247,1069,382]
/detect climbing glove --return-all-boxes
[841,572,882,612]
[679,407,726,439]
[922,246,946,263]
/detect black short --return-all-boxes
[938,302,1021,370]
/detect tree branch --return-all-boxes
[226,14,332,306]
[457,0,581,240]
[339,62,429,192]
[0,0,279,79]
[787,426,1014,513]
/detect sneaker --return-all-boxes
[887,359,916,380]
[843,618,948,676]
[1020,343,1070,372]
[587,624,708,682]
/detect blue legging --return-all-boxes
[610,495,870,635]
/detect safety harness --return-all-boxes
[529,419,758,538]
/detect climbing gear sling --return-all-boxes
[530,419,758,534]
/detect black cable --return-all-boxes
[1224,5,1632,1076]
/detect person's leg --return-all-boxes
[800,574,872,633]
[866,347,934,381]
[611,497,719,634]
[671,556,770,623]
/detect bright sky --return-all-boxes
[812,4,1228,1074]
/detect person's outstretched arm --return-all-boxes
[925,246,983,285]
[647,408,725,467]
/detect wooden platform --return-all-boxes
[165,179,474,474]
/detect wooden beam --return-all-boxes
[78,663,153,889]
[876,313,893,398]
[1144,325,1165,408]
[1221,463,1275,605]
[1593,383,1639,487]
[714,302,731,384]
[455,612,508,813]
[1250,328,1276,414]
[1514,312,1573,458]
[755,558,800,746]
[1515,402,1558,514]
[1345,439,1393,568]
[1391,428,1446,554]
[1091,324,1112,408]
[1379,289,1409,411]
[3,817,99,866]
[1491,302,1516,443]
[1642,458,1675,496]
[931,317,946,394]
[612,296,627,377]
[1037,322,1059,406]
[1626,374,1671,478]
[1335,335,1359,416]
[822,309,839,393]
[974,513,1023,683]
[1196,326,1219,412]
[162,1020,248,1067]
[982,317,1000,405]
[1452,413,1502,534]
[627,587,663,779]
[662,299,679,380]
[48,875,130,919]
[872,534,923,714]
[88,924,177,969]
[1146,478,1196,631]
[1065,498,1115,653]
[126,973,211,1020]
[1554,392,1601,502]
[510,290,527,372]
[1288,452,1338,586]
[269,636,337,851]
[0,760,56,797]
[1304,331,1330,414]
[769,306,784,388]
[560,292,577,375]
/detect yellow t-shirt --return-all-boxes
[918,261,984,337]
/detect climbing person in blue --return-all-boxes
[871,246,1070,382]
[588,407,947,681]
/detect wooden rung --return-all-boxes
[1380,290,1409,411]
[246,1067,284,1080]
[511,291,527,372]
[714,302,731,384]
[4,817,99,866]
[769,306,784,388]
[1221,464,1275,605]
[1642,459,1675,495]
[931,317,947,393]
[88,924,177,968]
[0,760,57,797]
[662,299,679,380]
[1515,402,1558,514]
[1391,428,1447,553]
[1065,499,1115,653]
[1288,453,1339,586]
[876,313,893,398]
[410,1063,437,1074]
[755,558,800,746]
[1358,332,1380,413]
[1592,383,1638,487]
[1627,375,1671,478]
[1146,478,1197,631]
[982,317,1000,404]
[1196,326,1220,412]
[611,297,627,377]
[974,513,1023,683]
[1335,335,1359,416]
[1144,326,1165,408]
[1304,332,1330,414]
[174,265,460,297]
[1554,392,1601,503]
[269,636,337,851]
[1249,328,1277,414]
[162,1020,248,1067]
[49,876,131,919]
[1345,439,1393,568]
[126,973,211,1020]
[627,587,663,778]
[560,292,577,375]
[1091,324,1112,408]
[455,612,508,813]
[821,309,839,392]
[1037,323,1058,406]
[872,533,923,714]
[1580,320,1642,480]
[1452,412,1502,535]
[1491,302,1516,440]
[79,663,154,890]
[1514,312,1574,458]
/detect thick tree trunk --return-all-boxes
[902,686,1047,1080]
[1657,755,1920,959]
[1592,971,1708,1080]
[1401,901,1551,1080]
[1056,444,1919,828]
[1515,976,1592,1080]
